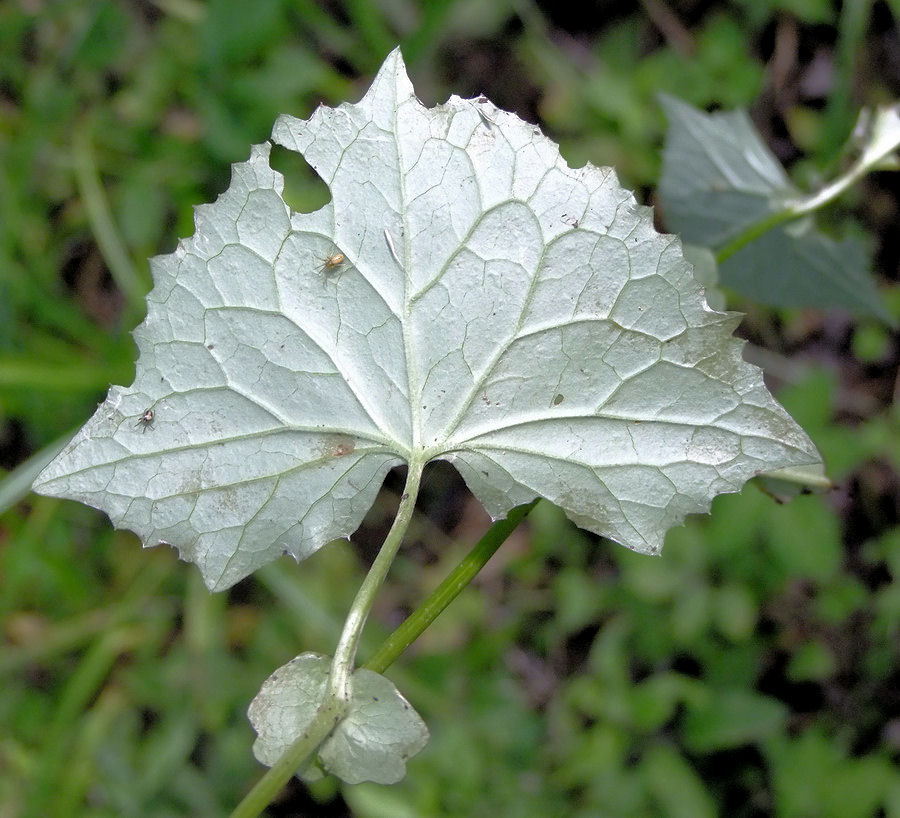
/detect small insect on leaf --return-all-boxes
[136,408,155,433]
[317,251,346,275]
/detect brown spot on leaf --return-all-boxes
[323,435,356,457]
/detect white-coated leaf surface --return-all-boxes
[33,50,821,590]
[248,652,428,785]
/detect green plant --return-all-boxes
[659,93,899,321]
[30,45,895,816]
[4,4,899,816]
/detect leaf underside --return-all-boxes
[33,50,821,590]
[249,652,428,785]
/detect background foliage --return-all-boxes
[1,1,898,816]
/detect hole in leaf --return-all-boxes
[269,143,331,214]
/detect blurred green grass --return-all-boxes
[1,2,898,816]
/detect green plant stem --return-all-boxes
[27,556,171,814]
[328,460,424,701]
[783,145,888,221]
[821,0,871,162]
[714,207,797,265]
[72,124,147,313]
[230,461,425,818]
[365,498,540,674]
[0,433,70,517]
[229,693,345,818]
[0,359,120,391]
[760,465,833,492]
[715,132,897,266]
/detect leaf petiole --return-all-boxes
[328,459,425,701]
[231,460,425,818]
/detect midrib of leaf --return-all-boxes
[298,292,402,446]
[392,91,427,463]
[410,199,551,455]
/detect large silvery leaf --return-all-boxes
[33,49,821,590]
